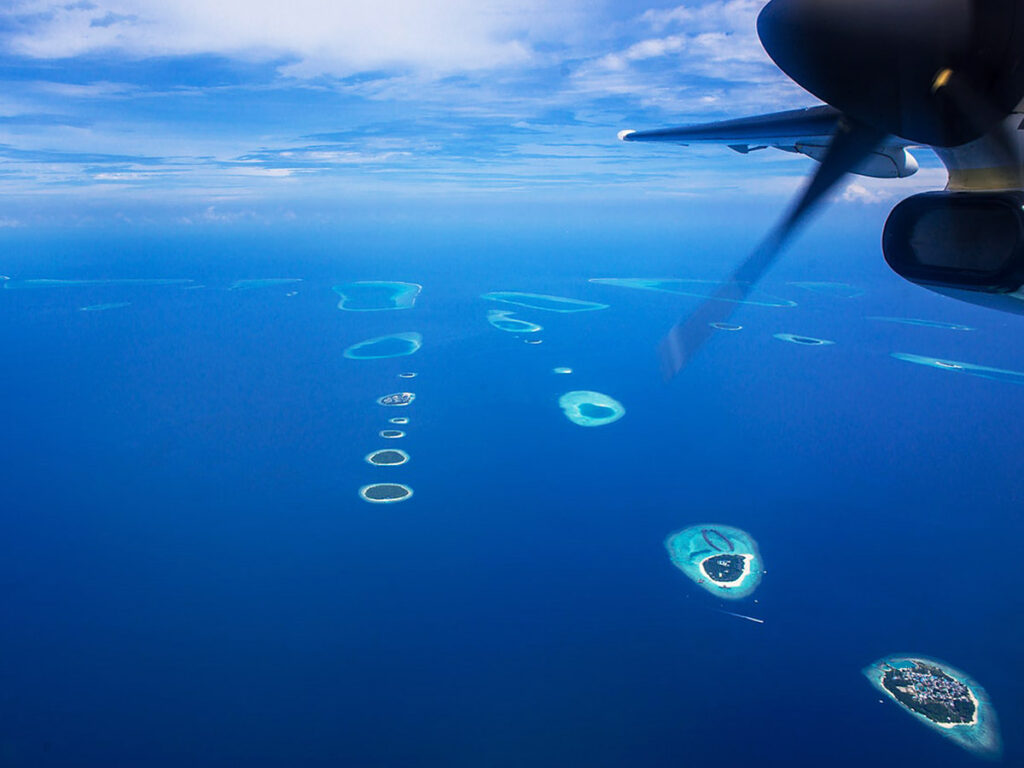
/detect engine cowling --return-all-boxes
[882,190,1024,313]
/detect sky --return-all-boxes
[0,0,950,226]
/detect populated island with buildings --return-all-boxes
[881,661,976,726]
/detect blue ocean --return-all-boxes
[0,203,1021,767]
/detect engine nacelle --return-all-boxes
[882,190,1024,314]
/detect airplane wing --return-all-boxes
[619,105,918,178]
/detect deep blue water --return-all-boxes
[1,212,1022,767]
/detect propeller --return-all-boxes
[658,0,1024,379]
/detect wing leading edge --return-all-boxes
[620,105,918,178]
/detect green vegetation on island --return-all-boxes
[359,483,413,503]
[365,449,409,466]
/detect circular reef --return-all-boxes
[487,309,542,333]
[773,333,834,346]
[398,372,417,379]
[333,281,421,311]
[380,429,406,439]
[365,449,409,466]
[359,483,413,503]
[558,390,625,427]
[378,392,415,406]
[664,524,764,599]
[344,332,422,360]
[863,655,1001,758]
[389,417,409,425]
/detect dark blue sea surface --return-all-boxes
[1,211,1022,767]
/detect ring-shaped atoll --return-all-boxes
[590,278,796,308]
[359,483,413,503]
[665,524,764,600]
[524,339,543,345]
[344,332,422,360]
[333,281,421,311]
[482,291,608,313]
[558,390,625,427]
[863,655,1001,758]
[398,372,417,379]
[378,392,415,406]
[773,333,834,346]
[710,322,743,331]
[486,309,543,333]
[891,353,1024,385]
[365,449,409,466]
[379,429,406,439]
[389,417,409,425]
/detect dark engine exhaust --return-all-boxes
[883,190,1024,313]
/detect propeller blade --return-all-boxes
[756,0,1024,147]
[658,117,886,380]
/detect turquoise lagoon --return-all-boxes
[80,302,131,312]
[558,391,624,427]
[229,278,302,290]
[486,310,542,333]
[590,278,796,307]
[665,524,764,600]
[333,281,421,311]
[481,291,608,313]
[4,278,193,289]
[344,332,422,360]
[787,281,864,299]
[867,317,974,331]
[892,353,1024,385]
[863,655,1001,759]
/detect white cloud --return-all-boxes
[3,0,585,76]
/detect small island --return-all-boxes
[359,483,413,503]
[664,524,764,599]
[389,417,409,425]
[379,429,405,439]
[558,390,624,427]
[365,449,409,466]
[773,332,834,346]
[864,655,1001,758]
[333,281,421,311]
[344,332,422,360]
[398,372,417,379]
[891,352,1024,385]
[378,392,415,406]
